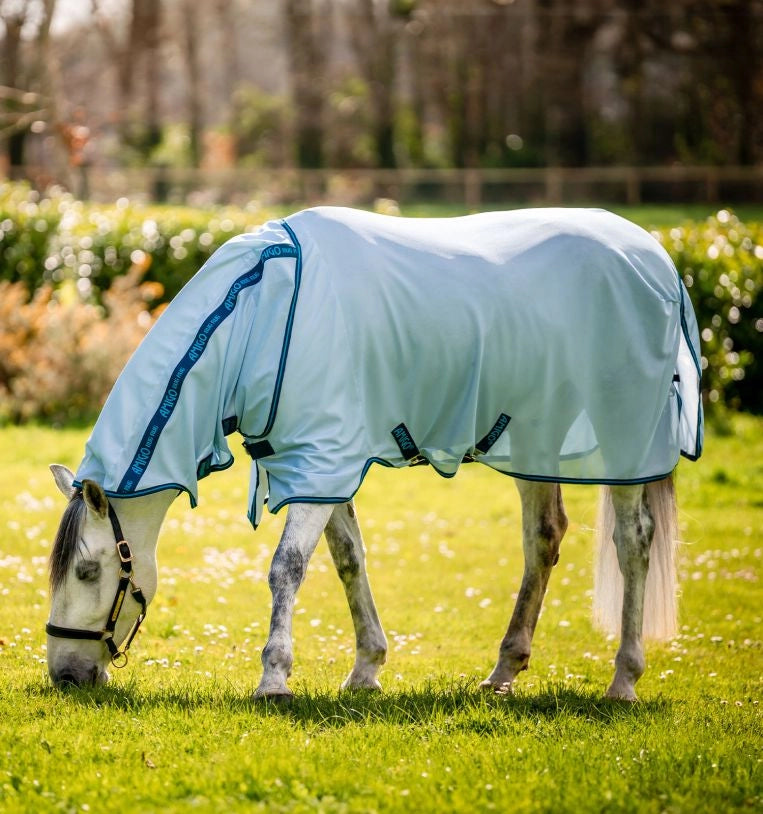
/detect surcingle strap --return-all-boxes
[475,413,511,454]
[391,423,428,466]
[243,439,276,460]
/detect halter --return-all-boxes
[46,504,147,668]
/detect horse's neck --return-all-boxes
[110,490,177,555]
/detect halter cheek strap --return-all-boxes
[46,504,148,668]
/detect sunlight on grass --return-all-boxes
[0,416,760,811]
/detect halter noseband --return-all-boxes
[46,503,147,668]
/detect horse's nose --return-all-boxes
[51,663,102,688]
[52,669,83,687]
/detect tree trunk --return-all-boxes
[284,0,327,168]
[181,0,203,167]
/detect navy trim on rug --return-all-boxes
[677,268,704,458]
[262,455,676,520]
[247,220,304,439]
[116,242,298,494]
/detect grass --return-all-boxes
[395,202,763,227]
[0,415,761,812]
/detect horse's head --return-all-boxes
[46,465,168,687]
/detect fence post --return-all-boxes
[545,168,563,203]
[464,169,482,210]
[625,168,641,204]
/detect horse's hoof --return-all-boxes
[479,679,513,695]
[340,677,383,693]
[604,685,638,702]
[253,687,294,703]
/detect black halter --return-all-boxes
[46,504,148,668]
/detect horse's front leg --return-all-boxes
[481,480,567,693]
[255,503,334,699]
[605,485,654,701]
[324,501,387,691]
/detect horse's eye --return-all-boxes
[75,560,101,582]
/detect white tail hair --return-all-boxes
[593,476,679,640]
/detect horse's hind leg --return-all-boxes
[481,480,568,693]
[324,501,387,691]
[605,484,654,701]
[255,503,335,699]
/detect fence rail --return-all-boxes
[8,164,763,208]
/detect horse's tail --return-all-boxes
[593,475,679,640]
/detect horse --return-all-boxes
[46,206,703,701]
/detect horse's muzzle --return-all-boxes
[50,659,109,688]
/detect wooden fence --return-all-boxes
[9,164,763,208]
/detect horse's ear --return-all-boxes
[82,479,109,519]
[50,464,76,500]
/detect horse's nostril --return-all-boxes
[55,670,81,687]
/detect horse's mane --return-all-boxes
[49,490,85,591]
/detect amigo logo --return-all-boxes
[476,413,511,454]
[223,271,261,312]
[485,413,510,444]
[119,242,297,494]
[391,423,419,460]
[158,388,179,419]
[131,444,153,476]
[261,244,297,262]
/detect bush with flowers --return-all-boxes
[1,182,761,421]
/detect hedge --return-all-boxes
[1,182,761,417]
[0,182,273,303]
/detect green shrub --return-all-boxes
[0,272,158,424]
[1,182,274,303]
[1,182,761,417]
[0,183,62,291]
[653,210,762,414]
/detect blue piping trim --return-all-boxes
[250,220,303,439]
[677,268,703,457]
[74,479,201,509]
[260,455,676,522]
[116,241,298,494]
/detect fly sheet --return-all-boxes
[75,207,703,526]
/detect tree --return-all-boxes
[178,0,203,167]
[347,0,406,169]
[91,0,162,157]
[0,0,57,169]
[284,0,330,168]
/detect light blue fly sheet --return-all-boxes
[75,207,703,526]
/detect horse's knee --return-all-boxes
[521,482,567,567]
[269,547,306,593]
[329,534,361,584]
[536,507,567,567]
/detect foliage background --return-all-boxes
[1,182,761,422]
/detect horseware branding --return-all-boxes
[477,413,511,452]
[75,207,702,529]
[117,243,298,493]
[391,423,417,457]
[55,208,704,704]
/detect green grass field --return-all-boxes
[0,415,761,812]
[396,202,763,227]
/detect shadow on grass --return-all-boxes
[29,676,672,732]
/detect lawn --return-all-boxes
[396,202,763,227]
[0,415,761,812]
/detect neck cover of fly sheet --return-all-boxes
[75,207,703,527]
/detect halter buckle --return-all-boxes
[117,540,133,563]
